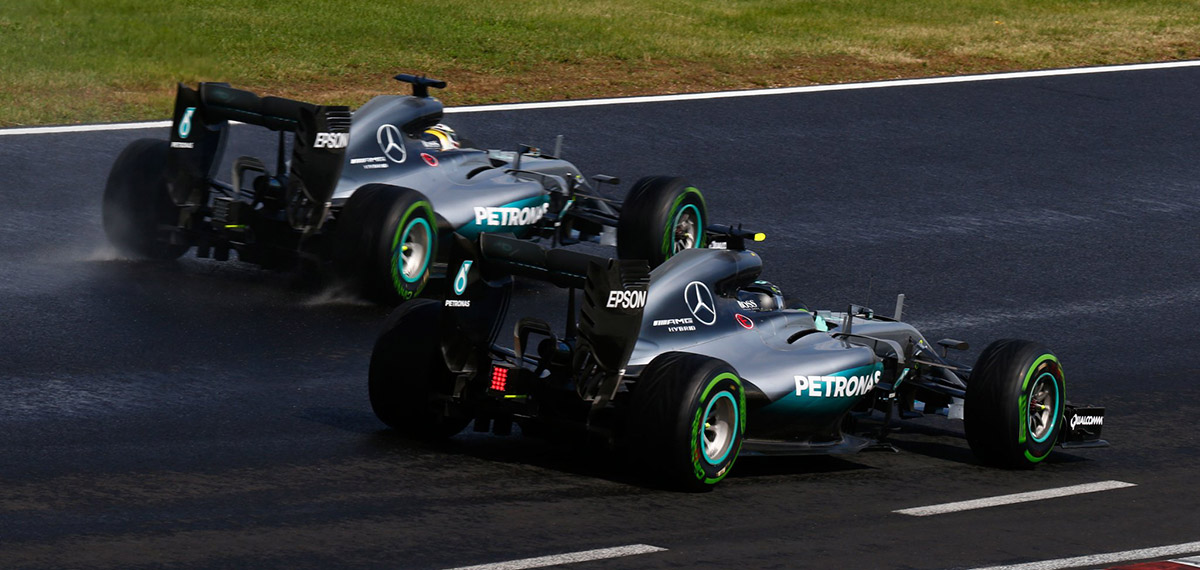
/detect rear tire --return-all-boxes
[334,184,437,304]
[964,339,1066,468]
[102,138,188,259]
[369,299,469,439]
[616,176,706,268]
[627,352,745,491]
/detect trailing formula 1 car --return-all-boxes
[102,74,708,302]
[369,227,1108,491]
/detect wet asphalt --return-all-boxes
[1,65,1199,569]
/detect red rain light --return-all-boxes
[490,366,509,392]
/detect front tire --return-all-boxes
[627,352,745,491]
[334,184,437,304]
[616,176,706,268]
[964,339,1066,468]
[369,299,469,439]
[102,138,188,259]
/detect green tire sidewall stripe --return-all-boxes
[660,187,706,257]
[690,371,745,485]
[1018,353,1062,462]
[390,200,435,296]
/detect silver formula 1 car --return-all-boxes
[368,227,1107,491]
[102,74,707,302]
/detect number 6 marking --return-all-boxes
[178,107,196,139]
[453,260,473,296]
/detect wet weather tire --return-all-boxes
[335,184,437,304]
[964,339,1066,468]
[102,138,188,260]
[617,176,706,268]
[369,299,469,438]
[627,352,745,491]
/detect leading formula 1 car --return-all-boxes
[102,74,708,302]
[368,227,1108,490]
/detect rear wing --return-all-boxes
[167,83,351,226]
[443,234,649,403]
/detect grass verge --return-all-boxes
[2,0,1198,126]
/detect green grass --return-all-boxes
[2,0,1198,126]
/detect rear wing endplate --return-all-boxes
[166,83,350,224]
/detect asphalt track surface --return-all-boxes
[2,66,1199,569]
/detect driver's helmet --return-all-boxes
[422,123,461,151]
[736,280,785,311]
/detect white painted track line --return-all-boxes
[444,60,1200,114]
[3,60,1199,136]
[1173,555,1200,568]
[969,540,1200,570]
[442,544,667,570]
[893,480,1136,516]
[0,120,171,136]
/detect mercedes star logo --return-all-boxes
[377,124,407,163]
[684,281,716,326]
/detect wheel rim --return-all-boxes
[1027,372,1059,443]
[702,392,737,464]
[398,217,432,283]
[672,204,700,254]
